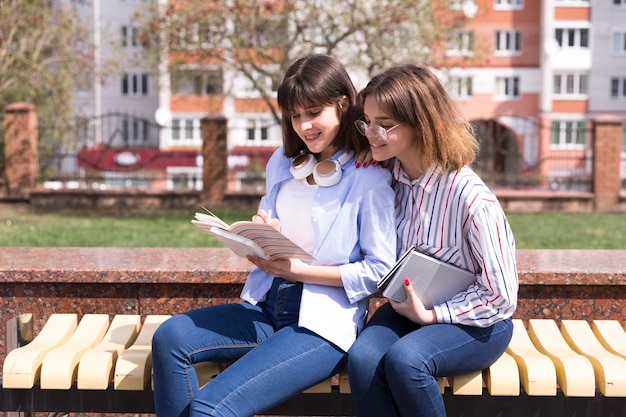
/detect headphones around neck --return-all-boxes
[290,151,354,187]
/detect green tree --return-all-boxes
[136,0,467,124]
[0,0,115,180]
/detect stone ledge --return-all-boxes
[1,247,624,286]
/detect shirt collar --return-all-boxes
[391,158,440,192]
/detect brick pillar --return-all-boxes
[201,115,228,204]
[4,102,38,197]
[592,115,623,211]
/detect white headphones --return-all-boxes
[290,151,354,187]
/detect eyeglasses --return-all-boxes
[354,119,402,142]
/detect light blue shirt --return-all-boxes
[241,147,397,351]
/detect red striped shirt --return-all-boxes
[392,160,518,327]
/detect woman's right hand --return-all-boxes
[252,209,280,230]
[355,149,375,168]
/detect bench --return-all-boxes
[2,313,626,417]
[1,247,625,416]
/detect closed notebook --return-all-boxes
[377,246,476,308]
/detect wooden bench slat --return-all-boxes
[77,314,142,390]
[506,319,557,396]
[591,320,626,360]
[2,314,78,389]
[113,315,171,391]
[485,351,520,396]
[40,314,110,389]
[560,319,626,397]
[528,319,595,397]
[449,371,483,395]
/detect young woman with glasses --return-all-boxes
[348,64,518,417]
[150,54,397,417]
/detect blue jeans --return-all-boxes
[347,302,513,417]
[151,278,346,417]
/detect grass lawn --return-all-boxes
[0,204,625,249]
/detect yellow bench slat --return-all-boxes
[528,319,595,397]
[77,315,142,390]
[40,314,110,389]
[560,319,626,397]
[2,314,78,389]
[506,319,557,396]
[591,320,626,360]
[114,315,171,390]
[485,351,520,396]
[449,371,483,395]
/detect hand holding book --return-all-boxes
[192,209,315,262]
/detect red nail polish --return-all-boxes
[404,278,410,286]
[363,162,368,168]
[355,162,360,168]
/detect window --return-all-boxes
[122,73,149,96]
[495,76,520,99]
[553,73,588,96]
[449,76,473,99]
[171,119,197,141]
[551,120,586,147]
[246,119,271,142]
[447,31,474,55]
[555,28,589,48]
[121,118,149,143]
[612,31,626,55]
[121,25,140,48]
[494,0,523,9]
[495,31,521,54]
[611,77,626,99]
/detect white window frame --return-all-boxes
[121,25,140,49]
[611,77,626,100]
[495,30,521,55]
[122,73,149,96]
[171,118,201,143]
[449,76,473,100]
[555,27,590,49]
[550,119,587,149]
[494,0,524,10]
[495,76,520,99]
[447,30,474,56]
[612,31,626,55]
[553,73,588,97]
[246,118,271,143]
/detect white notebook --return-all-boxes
[377,246,476,308]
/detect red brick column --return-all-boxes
[592,116,623,211]
[201,115,228,204]
[4,102,38,197]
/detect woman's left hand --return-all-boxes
[390,279,437,325]
[247,255,305,281]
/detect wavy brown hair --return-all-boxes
[359,63,478,171]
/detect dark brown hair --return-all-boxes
[277,54,366,158]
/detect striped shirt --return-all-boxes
[392,159,518,327]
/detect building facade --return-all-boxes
[73,0,626,192]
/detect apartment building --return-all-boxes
[74,0,626,191]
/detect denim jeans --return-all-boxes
[151,278,346,417]
[347,302,513,417]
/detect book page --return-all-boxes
[192,211,315,262]
[228,222,315,262]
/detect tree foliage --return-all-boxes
[136,0,467,123]
[0,0,118,179]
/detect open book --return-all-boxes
[377,246,476,307]
[191,210,315,262]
